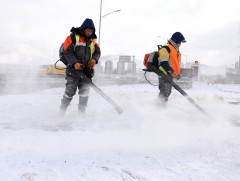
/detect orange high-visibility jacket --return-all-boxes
[158,43,182,74]
[168,44,181,74]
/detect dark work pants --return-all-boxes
[60,76,90,113]
[158,76,173,108]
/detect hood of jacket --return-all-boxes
[70,18,97,39]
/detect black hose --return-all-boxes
[54,59,67,70]
[143,71,158,86]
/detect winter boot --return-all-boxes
[78,96,88,114]
[59,95,72,116]
[157,94,168,109]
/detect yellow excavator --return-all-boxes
[40,65,66,77]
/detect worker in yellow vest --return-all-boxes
[158,32,187,108]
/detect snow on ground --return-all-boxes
[0,82,240,181]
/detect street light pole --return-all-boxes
[98,0,102,45]
[98,0,121,45]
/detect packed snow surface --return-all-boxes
[0,82,240,181]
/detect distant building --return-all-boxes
[225,57,240,84]
[127,61,136,74]
[105,60,113,74]
[119,55,131,62]
[192,61,200,80]
[117,55,136,75]
[117,61,125,74]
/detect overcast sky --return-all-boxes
[0,0,239,67]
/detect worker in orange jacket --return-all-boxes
[158,32,187,108]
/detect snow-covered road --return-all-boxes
[0,83,240,180]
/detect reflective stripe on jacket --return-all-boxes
[75,36,95,60]
[63,34,100,67]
